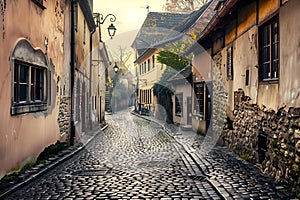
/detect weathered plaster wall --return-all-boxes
[258,0,279,24]
[279,0,300,108]
[192,49,211,133]
[172,83,191,125]
[237,1,256,36]
[0,0,65,177]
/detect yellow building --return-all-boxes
[132,12,189,115]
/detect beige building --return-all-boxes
[0,0,68,178]
[0,0,109,179]
[188,0,300,193]
[132,12,189,115]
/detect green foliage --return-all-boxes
[157,50,190,72]
[234,149,256,164]
[1,158,36,182]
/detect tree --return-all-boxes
[153,49,191,124]
[164,0,210,13]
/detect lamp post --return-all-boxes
[93,13,117,40]
[113,62,119,73]
[89,13,117,129]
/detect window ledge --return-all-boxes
[259,79,279,85]
[11,103,47,115]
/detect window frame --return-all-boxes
[194,82,205,116]
[12,60,48,115]
[259,15,279,83]
[175,93,183,117]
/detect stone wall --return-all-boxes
[58,97,71,142]
[221,93,300,195]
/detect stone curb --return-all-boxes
[0,124,109,199]
[130,111,229,200]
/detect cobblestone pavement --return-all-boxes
[5,111,297,199]
[5,112,222,199]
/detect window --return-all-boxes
[148,59,150,71]
[11,39,49,115]
[227,46,233,80]
[83,20,86,44]
[175,93,183,116]
[140,65,142,75]
[245,68,250,86]
[144,61,146,73]
[194,82,205,116]
[152,55,155,68]
[12,61,47,115]
[259,16,279,82]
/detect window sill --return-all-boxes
[11,102,47,115]
[259,79,279,85]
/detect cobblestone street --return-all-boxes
[5,111,296,199]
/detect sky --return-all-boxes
[93,0,165,65]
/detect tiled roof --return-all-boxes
[153,0,219,48]
[132,12,189,54]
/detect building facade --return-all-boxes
[192,0,300,193]
[0,0,108,179]
[0,0,67,178]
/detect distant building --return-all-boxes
[131,12,189,115]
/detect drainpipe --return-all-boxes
[89,27,96,129]
[70,0,76,146]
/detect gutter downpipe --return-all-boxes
[70,0,76,146]
[89,26,96,129]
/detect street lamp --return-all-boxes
[107,23,117,39]
[113,63,119,73]
[94,13,117,40]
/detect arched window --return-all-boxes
[10,39,49,115]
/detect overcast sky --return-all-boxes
[93,0,165,61]
[94,0,165,40]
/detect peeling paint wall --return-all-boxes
[172,84,191,126]
[0,0,66,178]
[279,0,300,108]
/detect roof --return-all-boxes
[152,0,218,48]
[131,12,189,55]
[167,66,192,82]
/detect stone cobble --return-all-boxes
[5,112,221,199]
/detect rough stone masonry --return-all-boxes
[221,90,300,196]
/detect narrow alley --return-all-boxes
[4,111,295,199]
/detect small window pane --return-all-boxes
[20,64,28,83]
[20,84,27,101]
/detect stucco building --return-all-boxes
[0,0,108,179]
[0,0,67,178]
[188,0,300,193]
[132,12,189,115]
